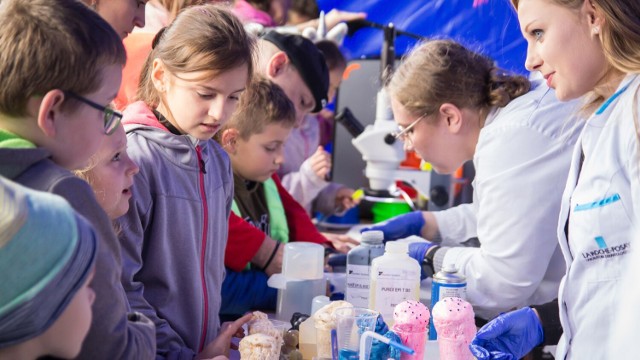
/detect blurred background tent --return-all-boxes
[318,0,526,74]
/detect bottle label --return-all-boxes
[373,266,420,323]
[346,264,370,308]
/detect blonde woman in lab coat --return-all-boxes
[364,39,583,320]
[470,0,640,359]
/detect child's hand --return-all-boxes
[309,146,332,180]
[322,232,359,253]
[197,313,252,360]
[335,187,358,211]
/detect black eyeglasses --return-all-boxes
[63,91,122,135]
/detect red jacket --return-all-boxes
[225,174,330,271]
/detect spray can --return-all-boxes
[429,264,467,340]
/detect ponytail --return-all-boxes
[487,67,531,108]
[387,40,530,125]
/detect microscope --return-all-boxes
[338,21,451,211]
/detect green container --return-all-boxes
[371,201,412,223]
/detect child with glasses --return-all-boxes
[0,0,156,359]
[363,39,584,322]
[116,4,255,358]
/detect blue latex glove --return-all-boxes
[374,314,389,335]
[469,307,544,360]
[408,241,437,280]
[361,211,425,241]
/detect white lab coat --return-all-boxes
[432,82,584,319]
[556,74,640,360]
[609,226,640,359]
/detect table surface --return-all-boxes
[228,340,442,359]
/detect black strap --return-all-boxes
[153,109,182,136]
[261,241,281,272]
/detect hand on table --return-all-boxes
[322,232,358,253]
[469,307,544,360]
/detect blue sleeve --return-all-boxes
[220,268,277,316]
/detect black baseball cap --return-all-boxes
[262,31,329,113]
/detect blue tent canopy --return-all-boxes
[318,0,527,74]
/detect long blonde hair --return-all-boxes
[387,39,530,125]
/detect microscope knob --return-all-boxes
[384,133,396,145]
[429,185,449,207]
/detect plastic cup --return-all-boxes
[334,307,379,360]
[391,324,427,360]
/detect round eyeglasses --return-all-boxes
[63,91,122,135]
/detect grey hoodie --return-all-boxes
[0,143,156,359]
[117,102,233,359]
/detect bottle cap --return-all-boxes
[384,241,408,254]
[282,242,325,279]
[361,230,384,244]
[442,264,458,274]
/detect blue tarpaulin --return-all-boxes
[318,0,527,74]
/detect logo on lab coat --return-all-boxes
[581,240,630,262]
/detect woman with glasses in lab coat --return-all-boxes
[364,39,583,321]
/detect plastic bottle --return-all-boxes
[298,317,316,360]
[368,241,421,326]
[345,230,385,308]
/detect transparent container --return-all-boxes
[335,307,379,359]
[268,243,327,322]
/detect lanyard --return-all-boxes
[594,76,637,115]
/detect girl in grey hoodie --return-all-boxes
[117,5,256,359]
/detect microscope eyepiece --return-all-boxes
[384,133,396,145]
